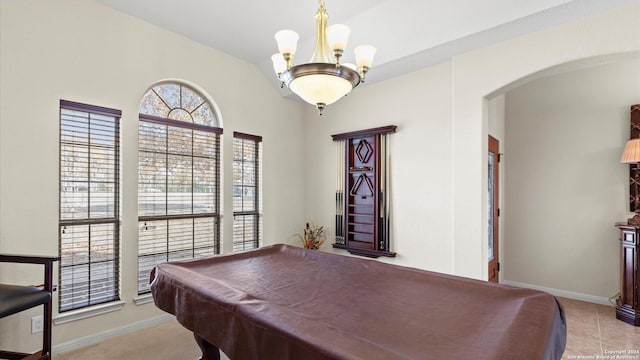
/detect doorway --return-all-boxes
[488,135,500,283]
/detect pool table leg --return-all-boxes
[194,333,221,360]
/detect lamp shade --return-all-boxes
[621,138,640,163]
[327,24,350,51]
[271,53,287,75]
[354,45,376,68]
[289,74,353,106]
[275,30,299,55]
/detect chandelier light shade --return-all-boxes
[327,24,350,53]
[275,30,299,59]
[271,53,287,78]
[354,45,376,70]
[271,0,376,114]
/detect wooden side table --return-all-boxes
[615,223,640,326]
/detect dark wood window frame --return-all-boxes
[232,131,262,252]
[59,99,121,312]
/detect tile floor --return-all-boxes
[559,297,640,359]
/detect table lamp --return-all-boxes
[621,138,640,225]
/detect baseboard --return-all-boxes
[52,314,173,355]
[502,280,613,306]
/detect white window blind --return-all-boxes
[59,99,121,312]
[233,132,262,252]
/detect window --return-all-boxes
[233,132,262,252]
[137,82,221,294]
[59,100,121,312]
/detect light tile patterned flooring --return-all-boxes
[559,297,640,359]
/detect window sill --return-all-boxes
[133,293,154,306]
[53,300,126,325]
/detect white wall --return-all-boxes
[304,61,455,273]
[450,3,639,279]
[504,59,640,299]
[0,0,305,353]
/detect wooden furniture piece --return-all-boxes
[332,125,396,258]
[151,244,567,360]
[615,224,640,326]
[0,254,59,360]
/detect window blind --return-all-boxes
[232,132,262,252]
[137,115,221,294]
[59,99,121,312]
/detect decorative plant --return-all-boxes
[295,222,326,250]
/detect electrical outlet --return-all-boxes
[31,315,43,334]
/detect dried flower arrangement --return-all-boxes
[295,222,326,250]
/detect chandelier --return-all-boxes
[271,0,376,115]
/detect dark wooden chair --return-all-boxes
[0,254,59,360]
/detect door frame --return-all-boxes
[488,135,500,283]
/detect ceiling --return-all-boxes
[95,0,636,95]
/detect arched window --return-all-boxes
[137,82,222,294]
[139,83,218,127]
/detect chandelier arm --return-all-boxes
[333,49,343,65]
[360,66,370,83]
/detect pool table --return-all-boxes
[150,244,566,360]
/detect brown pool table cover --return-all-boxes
[150,244,566,360]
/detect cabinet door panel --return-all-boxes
[623,230,636,244]
[622,243,636,308]
[346,136,377,251]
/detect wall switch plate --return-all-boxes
[31,315,43,334]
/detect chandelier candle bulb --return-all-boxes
[272,0,375,114]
